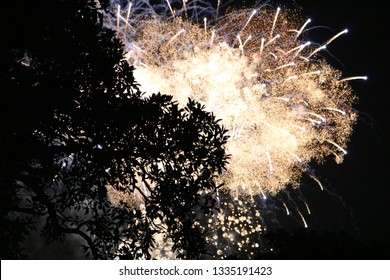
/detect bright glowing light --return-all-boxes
[108,0,359,198]
[339,76,368,82]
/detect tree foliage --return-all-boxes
[0,0,228,259]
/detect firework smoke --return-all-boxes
[104,0,364,258]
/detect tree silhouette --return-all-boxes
[0,0,228,259]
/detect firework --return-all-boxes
[108,0,362,198]
[103,0,366,259]
[201,192,265,259]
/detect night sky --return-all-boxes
[292,0,390,249]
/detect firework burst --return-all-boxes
[103,0,365,258]
[108,0,362,198]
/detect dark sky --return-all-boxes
[271,0,390,247]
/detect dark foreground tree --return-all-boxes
[0,0,228,259]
